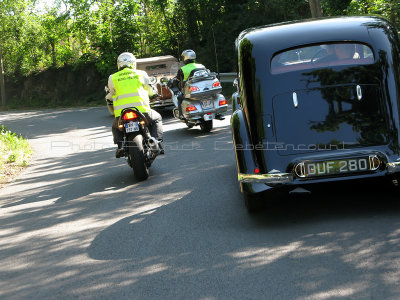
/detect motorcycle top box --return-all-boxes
[183,70,223,100]
[231,16,400,212]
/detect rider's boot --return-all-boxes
[158,140,165,155]
[115,141,125,158]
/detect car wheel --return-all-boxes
[244,192,264,213]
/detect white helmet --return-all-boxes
[117,52,136,70]
[181,49,196,64]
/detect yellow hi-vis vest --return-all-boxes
[181,62,206,81]
[111,68,151,117]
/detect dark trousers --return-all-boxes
[177,92,184,116]
[112,109,163,145]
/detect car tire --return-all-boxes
[128,135,149,181]
[244,192,264,213]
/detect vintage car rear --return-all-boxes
[231,16,400,211]
[136,55,180,109]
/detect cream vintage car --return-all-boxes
[136,55,181,109]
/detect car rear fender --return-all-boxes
[231,109,271,194]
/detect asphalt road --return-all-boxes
[1,107,400,299]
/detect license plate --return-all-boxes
[125,121,139,133]
[304,157,371,177]
[201,100,213,110]
[203,113,214,121]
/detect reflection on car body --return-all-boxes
[231,16,400,212]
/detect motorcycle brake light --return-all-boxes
[190,86,199,92]
[219,99,227,106]
[123,111,138,120]
[186,106,197,112]
[213,81,220,87]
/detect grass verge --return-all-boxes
[0,126,33,185]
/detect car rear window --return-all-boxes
[271,42,374,75]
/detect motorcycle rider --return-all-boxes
[106,52,164,157]
[175,49,206,118]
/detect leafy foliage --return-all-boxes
[0,0,399,78]
[0,125,33,182]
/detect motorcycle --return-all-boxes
[117,107,160,181]
[166,69,228,132]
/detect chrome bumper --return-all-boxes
[387,161,400,173]
[238,160,400,185]
[186,105,228,118]
[238,173,294,184]
[150,99,174,108]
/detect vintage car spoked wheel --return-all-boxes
[200,120,213,132]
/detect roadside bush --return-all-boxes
[0,126,33,182]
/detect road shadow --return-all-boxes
[2,107,400,299]
[86,170,400,299]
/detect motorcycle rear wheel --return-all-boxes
[128,135,149,181]
[200,120,213,133]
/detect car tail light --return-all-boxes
[186,106,197,112]
[219,99,227,106]
[254,168,260,174]
[190,86,199,92]
[213,81,220,87]
[123,111,138,120]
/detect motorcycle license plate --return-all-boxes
[201,100,213,110]
[125,121,139,133]
[203,113,214,121]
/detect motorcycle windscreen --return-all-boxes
[272,84,388,156]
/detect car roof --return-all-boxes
[136,55,177,64]
[237,16,388,55]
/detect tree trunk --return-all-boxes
[0,47,5,106]
[309,0,323,18]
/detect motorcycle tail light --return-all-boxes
[219,99,227,106]
[213,81,221,87]
[190,86,199,92]
[254,168,260,174]
[186,106,197,112]
[123,111,138,120]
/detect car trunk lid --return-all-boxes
[272,84,388,156]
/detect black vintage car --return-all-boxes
[231,16,400,212]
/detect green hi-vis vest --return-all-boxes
[111,68,151,117]
[181,62,206,81]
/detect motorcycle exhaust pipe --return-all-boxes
[148,137,160,153]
